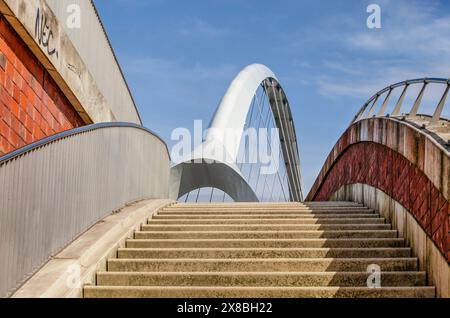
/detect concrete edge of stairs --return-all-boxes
[83,285,436,298]
[11,199,175,298]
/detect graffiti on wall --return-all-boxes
[34,8,59,59]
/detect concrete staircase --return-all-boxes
[83,202,435,298]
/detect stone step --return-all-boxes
[107,258,418,272]
[161,206,372,211]
[141,224,391,231]
[171,202,366,209]
[83,286,435,298]
[147,218,387,225]
[133,230,398,240]
[157,209,375,215]
[96,271,426,287]
[126,238,406,249]
[168,203,365,206]
[117,247,411,259]
[301,202,363,206]
[151,213,381,219]
[82,201,437,299]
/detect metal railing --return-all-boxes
[0,123,170,297]
[351,78,450,126]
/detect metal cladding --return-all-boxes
[0,123,170,297]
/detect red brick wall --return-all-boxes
[0,14,85,156]
[309,141,450,262]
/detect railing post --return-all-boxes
[350,78,448,128]
[392,84,409,116]
[408,82,428,118]
[352,103,369,125]
[366,95,380,118]
[430,83,449,124]
[377,88,392,116]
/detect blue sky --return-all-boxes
[94,0,450,193]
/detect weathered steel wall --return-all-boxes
[331,183,450,298]
[306,117,449,263]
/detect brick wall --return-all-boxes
[309,141,449,261]
[0,14,85,156]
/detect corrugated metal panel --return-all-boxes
[0,123,170,297]
[45,0,141,124]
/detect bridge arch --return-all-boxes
[170,64,303,202]
[306,78,450,297]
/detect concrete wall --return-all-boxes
[331,184,449,298]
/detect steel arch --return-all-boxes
[170,64,303,202]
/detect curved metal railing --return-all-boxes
[0,122,168,164]
[351,78,450,126]
[0,122,170,297]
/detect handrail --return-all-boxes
[350,77,450,126]
[0,122,170,165]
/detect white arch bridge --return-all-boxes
[170,64,303,203]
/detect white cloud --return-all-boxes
[175,17,230,38]
[308,0,450,104]
[124,56,237,82]
[323,61,363,76]
[122,56,240,141]
[347,33,385,50]
[347,2,450,56]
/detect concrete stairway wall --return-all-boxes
[83,202,436,298]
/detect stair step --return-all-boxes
[147,218,387,225]
[117,247,411,259]
[141,224,391,231]
[96,271,426,287]
[83,201,436,299]
[83,286,435,298]
[173,202,363,208]
[171,202,368,210]
[126,238,406,248]
[158,208,374,214]
[107,258,418,272]
[133,230,398,240]
[152,214,381,219]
